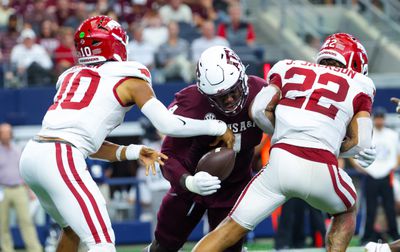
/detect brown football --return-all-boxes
[195,147,236,181]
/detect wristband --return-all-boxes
[115,145,124,161]
[125,144,144,160]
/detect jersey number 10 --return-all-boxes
[279,67,350,119]
[49,69,100,110]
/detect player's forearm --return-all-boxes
[250,85,280,135]
[90,141,142,162]
[340,115,373,158]
[161,156,191,190]
[141,98,227,137]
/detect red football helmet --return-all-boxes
[74,16,128,65]
[316,33,368,75]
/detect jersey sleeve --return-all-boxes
[104,61,152,85]
[160,140,192,192]
[267,59,291,90]
[353,77,376,114]
[353,93,373,114]
[168,86,204,119]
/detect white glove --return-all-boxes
[365,242,391,252]
[185,171,221,196]
[391,97,400,113]
[354,146,376,168]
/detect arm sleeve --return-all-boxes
[141,98,227,137]
[250,85,279,135]
[340,117,373,158]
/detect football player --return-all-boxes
[192,33,377,252]
[19,16,233,252]
[143,46,266,252]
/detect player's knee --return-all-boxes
[87,243,116,252]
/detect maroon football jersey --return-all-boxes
[161,75,266,207]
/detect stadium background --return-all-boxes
[0,0,400,251]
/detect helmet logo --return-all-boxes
[224,48,240,71]
[106,20,121,29]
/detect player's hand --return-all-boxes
[185,171,221,196]
[139,146,168,176]
[210,128,235,149]
[355,146,376,168]
[391,97,400,113]
[365,242,391,252]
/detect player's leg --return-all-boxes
[56,227,80,252]
[207,207,245,252]
[20,142,116,251]
[52,144,116,251]
[326,204,357,251]
[306,164,357,251]
[192,217,248,252]
[144,191,206,252]
[192,149,288,252]
[28,183,81,252]
[21,141,81,252]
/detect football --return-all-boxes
[195,147,236,181]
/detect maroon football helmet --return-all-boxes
[74,16,128,65]
[317,33,368,75]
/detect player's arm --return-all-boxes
[249,84,281,135]
[116,78,234,148]
[90,141,168,175]
[340,111,373,157]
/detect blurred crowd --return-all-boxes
[0,0,264,88]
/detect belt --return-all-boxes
[32,135,76,148]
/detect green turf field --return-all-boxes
[15,237,365,252]
[113,237,365,252]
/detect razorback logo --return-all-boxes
[139,68,151,78]
[224,48,240,71]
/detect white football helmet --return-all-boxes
[196,46,248,116]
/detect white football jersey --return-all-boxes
[39,61,152,156]
[268,59,375,156]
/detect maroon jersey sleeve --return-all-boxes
[353,93,373,114]
[161,85,208,191]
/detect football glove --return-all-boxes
[354,146,376,168]
[185,171,221,196]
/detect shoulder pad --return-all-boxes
[100,61,152,85]
[356,75,376,101]
[267,59,293,81]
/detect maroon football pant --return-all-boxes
[154,192,244,252]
